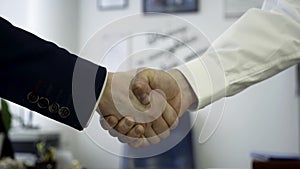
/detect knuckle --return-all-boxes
[132,81,143,90]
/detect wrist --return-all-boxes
[99,72,113,117]
[168,69,197,113]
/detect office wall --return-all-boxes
[77,0,300,169]
[0,0,29,28]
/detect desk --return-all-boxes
[9,129,60,154]
[9,129,60,168]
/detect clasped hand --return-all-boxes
[98,68,196,148]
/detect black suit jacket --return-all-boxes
[0,17,107,130]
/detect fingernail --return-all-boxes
[135,127,142,135]
[125,118,132,126]
[107,117,115,126]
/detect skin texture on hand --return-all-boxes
[132,69,197,117]
[129,68,197,147]
[98,70,181,147]
[167,69,197,115]
[99,72,145,143]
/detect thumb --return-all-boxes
[131,71,152,105]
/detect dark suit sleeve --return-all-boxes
[0,17,107,130]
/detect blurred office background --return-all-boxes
[0,0,299,169]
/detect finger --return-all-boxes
[131,73,152,105]
[99,117,110,130]
[108,128,119,137]
[122,125,145,144]
[116,131,136,144]
[170,117,179,130]
[162,103,179,129]
[169,98,182,117]
[117,133,131,143]
[113,127,137,144]
[152,117,170,139]
[100,115,118,130]
[129,135,150,148]
[114,117,135,135]
[126,124,145,139]
[144,124,161,145]
[153,89,166,99]
[128,91,150,113]
[140,135,150,147]
[145,89,167,122]
[141,140,150,147]
[128,138,143,148]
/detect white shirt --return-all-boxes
[177,0,300,110]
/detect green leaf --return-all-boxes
[1,99,12,132]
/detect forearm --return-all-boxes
[0,17,107,130]
[177,2,300,110]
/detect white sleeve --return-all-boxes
[177,0,300,110]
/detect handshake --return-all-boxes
[98,68,197,148]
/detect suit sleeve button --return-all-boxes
[27,92,39,103]
[37,97,49,108]
[59,107,70,118]
[49,103,60,113]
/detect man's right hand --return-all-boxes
[132,68,196,117]
[128,68,197,147]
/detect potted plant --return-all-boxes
[0,98,14,158]
[0,99,12,133]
